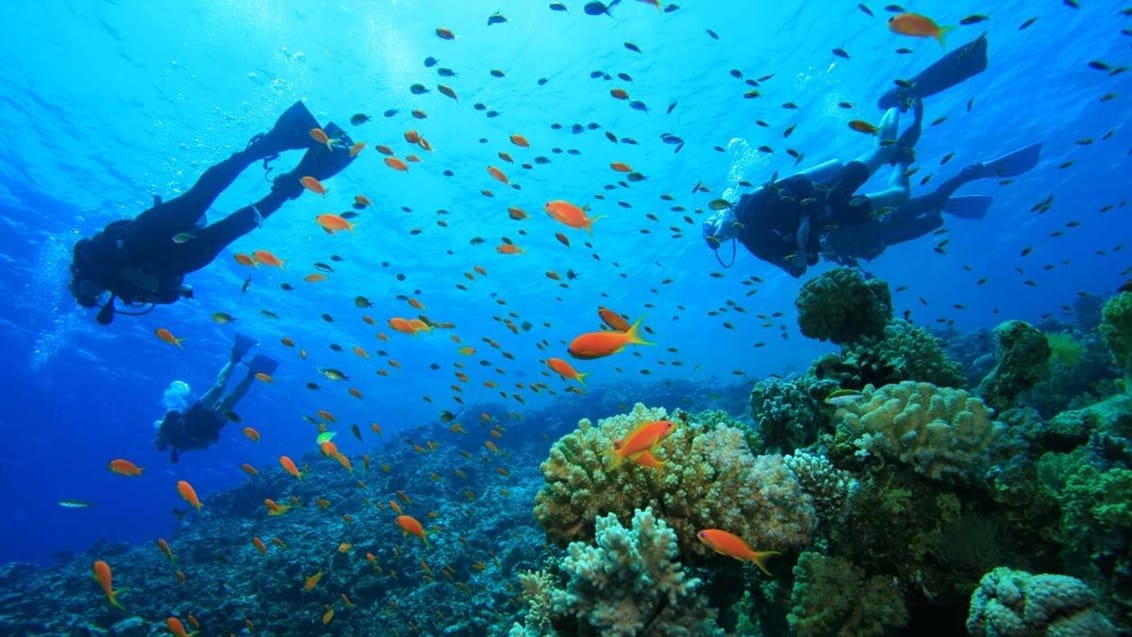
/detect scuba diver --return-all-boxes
[155,333,276,462]
[702,34,1042,277]
[69,101,356,324]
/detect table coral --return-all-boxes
[833,381,1003,485]
[966,567,1116,636]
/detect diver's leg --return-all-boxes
[217,371,256,414]
[796,159,844,185]
[883,209,943,247]
[167,183,294,273]
[858,164,913,213]
[198,361,237,410]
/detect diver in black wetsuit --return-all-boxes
[68,101,356,324]
[155,333,277,462]
[701,34,1042,277]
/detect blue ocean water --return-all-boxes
[0,0,1127,588]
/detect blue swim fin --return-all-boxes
[247,354,279,377]
[981,143,1042,178]
[942,195,993,219]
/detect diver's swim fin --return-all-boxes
[980,142,1042,178]
[878,33,988,109]
[274,122,357,198]
[942,195,993,219]
[247,354,279,377]
[246,101,320,158]
[232,333,257,361]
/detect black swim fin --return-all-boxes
[246,101,320,158]
[232,333,257,361]
[247,354,279,377]
[942,195,993,219]
[878,33,988,109]
[980,143,1042,178]
[273,122,357,198]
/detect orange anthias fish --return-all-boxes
[108,458,143,477]
[545,199,603,233]
[568,316,652,359]
[696,529,781,575]
[252,536,268,554]
[280,455,303,479]
[509,134,530,147]
[487,165,509,184]
[242,427,261,442]
[316,213,354,233]
[496,243,523,255]
[264,498,291,516]
[252,250,284,268]
[92,560,125,610]
[303,570,325,592]
[848,120,879,135]
[349,142,366,157]
[155,328,184,348]
[546,357,588,386]
[300,176,327,195]
[156,538,175,562]
[597,306,632,331]
[384,157,409,172]
[166,616,190,637]
[176,480,202,511]
[234,253,258,267]
[607,419,676,470]
[888,12,952,47]
[396,515,431,547]
[310,127,338,151]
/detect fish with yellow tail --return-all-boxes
[696,529,780,575]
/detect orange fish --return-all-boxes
[436,27,456,40]
[319,440,338,457]
[888,12,951,46]
[354,194,372,208]
[568,316,652,359]
[375,144,395,155]
[316,213,354,233]
[108,458,143,477]
[155,328,184,348]
[610,162,633,173]
[301,176,327,195]
[242,427,261,442]
[303,570,325,592]
[607,419,676,470]
[396,515,430,546]
[252,250,284,268]
[349,142,366,157]
[264,498,291,516]
[510,134,530,147]
[610,88,629,100]
[234,253,258,267]
[848,120,879,135]
[507,207,528,221]
[309,127,338,151]
[544,200,602,233]
[252,536,268,554]
[241,463,259,477]
[598,306,632,331]
[418,136,433,151]
[166,616,190,637]
[631,449,666,470]
[156,538,175,562]
[696,529,780,575]
[496,243,523,255]
[385,157,409,171]
[185,615,200,630]
[176,480,202,511]
[404,130,421,144]
[280,455,303,479]
[304,273,327,283]
[487,165,509,184]
[322,608,335,625]
[254,372,273,383]
[547,357,588,386]
[92,560,125,609]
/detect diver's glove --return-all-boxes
[702,208,738,249]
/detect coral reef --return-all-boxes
[533,403,816,561]
[795,267,892,345]
[831,381,1003,486]
[783,451,857,526]
[976,320,1050,412]
[966,567,1117,636]
[787,551,908,637]
[1100,291,1132,392]
[511,508,722,636]
[748,375,839,454]
[813,320,967,389]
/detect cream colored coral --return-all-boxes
[835,381,1003,485]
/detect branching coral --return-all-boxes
[1100,291,1132,392]
[533,403,816,562]
[749,375,839,453]
[795,267,892,345]
[513,508,722,637]
[783,451,857,525]
[832,381,1003,485]
[787,551,908,637]
[966,567,1116,636]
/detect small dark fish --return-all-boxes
[437,67,457,77]
[858,3,874,17]
[1018,16,1037,30]
[895,47,913,54]
[625,42,642,54]
[549,2,567,11]
[410,84,430,94]
[383,108,399,117]
[322,313,334,323]
[474,102,487,111]
[706,29,719,40]
[350,113,370,126]
[438,84,458,100]
[424,56,438,67]
[571,123,585,134]
[313,262,335,273]
[783,124,796,138]
[729,68,743,78]
[241,277,252,294]
[629,100,649,112]
[617,72,632,81]
[967,98,974,112]
[1088,60,1111,72]
[538,77,548,86]
[490,69,505,78]
[341,210,359,219]
[939,151,954,165]
[959,14,988,25]
[666,101,677,114]
[279,283,294,291]
[894,78,913,88]
[832,48,849,59]
[584,1,615,16]
[487,11,507,25]
[663,3,678,11]
[884,4,904,12]
[837,101,853,109]
[781,102,799,110]
[306,382,320,391]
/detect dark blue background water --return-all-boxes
[0,1,1128,565]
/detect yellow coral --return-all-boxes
[835,382,1002,485]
